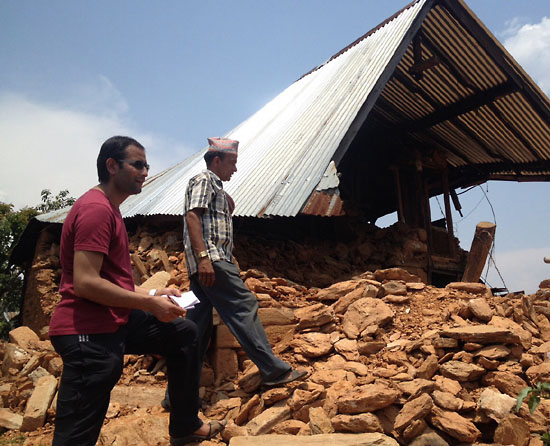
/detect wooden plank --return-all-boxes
[392,166,405,223]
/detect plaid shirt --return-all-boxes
[183,169,234,276]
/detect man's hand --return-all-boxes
[148,295,186,322]
[198,258,215,287]
[158,287,182,297]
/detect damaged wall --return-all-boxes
[21,216,466,334]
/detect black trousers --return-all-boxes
[51,310,202,446]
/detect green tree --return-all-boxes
[0,203,38,337]
[37,189,75,212]
[0,189,75,337]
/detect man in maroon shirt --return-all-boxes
[49,136,224,446]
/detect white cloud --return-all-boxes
[0,78,196,210]
[72,75,130,118]
[504,16,550,96]
[484,246,550,295]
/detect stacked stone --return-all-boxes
[198,269,550,446]
[233,222,455,287]
[10,216,550,445]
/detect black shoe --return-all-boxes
[263,369,307,387]
[170,420,226,445]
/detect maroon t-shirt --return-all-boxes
[49,189,134,336]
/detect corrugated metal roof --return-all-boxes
[105,0,428,220]
[36,0,550,225]
[36,206,71,224]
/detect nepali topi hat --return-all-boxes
[207,137,239,154]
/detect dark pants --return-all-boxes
[188,260,290,381]
[51,310,202,446]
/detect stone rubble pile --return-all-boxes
[21,220,466,335]
[5,224,550,445]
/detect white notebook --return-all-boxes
[164,290,200,310]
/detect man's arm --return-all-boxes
[73,250,186,322]
[186,208,216,287]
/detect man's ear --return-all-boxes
[210,156,220,169]
[105,158,120,177]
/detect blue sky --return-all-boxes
[1,0,549,292]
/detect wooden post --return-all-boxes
[391,166,405,223]
[415,152,433,283]
[462,221,496,283]
[441,166,456,257]
[450,189,463,217]
[422,175,433,284]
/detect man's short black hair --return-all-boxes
[97,136,145,183]
[204,150,226,167]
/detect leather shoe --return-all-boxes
[170,420,226,445]
[263,369,307,387]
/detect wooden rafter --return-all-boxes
[402,81,519,132]
[392,69,507,161]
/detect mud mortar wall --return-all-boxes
[22,217,465,333]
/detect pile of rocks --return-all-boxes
[0,326,60,434]
[203,271,550,446]
[21,220,465,337]
[4,262,550,445]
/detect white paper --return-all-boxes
[163,291,200,310]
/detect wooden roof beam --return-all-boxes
[410,34,440,81]
[392,69,507,162]
[419,29,477,92]
[402,32,536,163]
[488,174,550,182]
[375,96,472,165]
[403,80,519,132]
[454,159,550,177]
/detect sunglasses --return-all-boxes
[119,159,150,171]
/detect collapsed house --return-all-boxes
[12,0,550,331]
[4,0,550,444]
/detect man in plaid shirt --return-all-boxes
[182,137,306,388]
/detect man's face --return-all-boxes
[215,153,238,181]
[113,145,149,195]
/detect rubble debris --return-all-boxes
[4,223,550,445]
